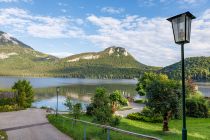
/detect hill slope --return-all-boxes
[52,47,157,78]
[0,31,157,79]
[0,32,58,76]
[161,56,210,81]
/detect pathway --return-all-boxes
[0,108,71,140]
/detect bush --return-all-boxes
[12,80,34,108]
[0,98,16,106]
[73,103,82,119]
[127,112,162,123]
[186,94,209,118]
[86,103,94,116]
[127,107,162,123]
[0,104,22,112]
[0,130,7,140]
[134,99,145,104]
[110,116,122,126]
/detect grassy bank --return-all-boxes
[48,114,210,140]
[0,130,7,140]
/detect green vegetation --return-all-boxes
[48,114,210,140]
[134,99,146,104]
[72,103,82,120]
[64,97,73,113]
[127,107,162,123]
[0,104,22,112]
[86,88,127,126]
[186,93,209,118]
[0,32,158,79]
[161,56,210,81]
[136,72,182,131]
[0,80,34,112]
[12,80,34,108]
[109,90,128,113]
[135,72,210,131]
[0,130,7,140]
[91,88,113,125]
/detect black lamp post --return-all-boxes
[167,12,196,140]
[56,87,60,116]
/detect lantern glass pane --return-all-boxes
[186,16,191,42]
[172,15,186,43]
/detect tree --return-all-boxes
[109,90,128,113]
[91,88,112,125]
[186,78,197,97]
[64,97,72,114]
[136,72,158,96]
[136,72,181,131]
[12,80,34,108]
[73,103,82,119]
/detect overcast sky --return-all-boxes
[0,0,210,66]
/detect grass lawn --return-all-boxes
[0,130,7,140]
[47,114,210,140]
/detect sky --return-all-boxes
[0,0,210,67]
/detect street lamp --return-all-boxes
[56,87,60,116]
[167,12,196,140]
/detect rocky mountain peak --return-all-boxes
[105,46,129,56]
[0,31,33,49]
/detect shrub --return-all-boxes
[86,103,94,116]
[12,80,34,108]
[127,112,162,123]
[0,98,16,106]
[64,97,72,113]
[110,116,122,127]
[134,99,145,104]
[92,88,112,125]
[186,95,209,118]
[127,107,163,123]
[0,104,22,112]
[73,103,82,119]
[40,106,48,109]
[0,130,7,140]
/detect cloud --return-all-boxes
[86,10,210,66]
[61,9,67,13]
[1,7,210,67]
[180,0,204,4]
[101,7,125,14]
[138,0,206,7]
[58,2,68,6]
[0,8,84,38]
[0,0,32,2]
[138,0,156,7]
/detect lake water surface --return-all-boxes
[0,77,209,111]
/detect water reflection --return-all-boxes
[32,84,137,111]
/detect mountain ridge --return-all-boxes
[0,31,156,79]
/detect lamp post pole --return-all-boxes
[56,87,59,116]
[181,44,187,140]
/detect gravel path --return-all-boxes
[0,108,72,140]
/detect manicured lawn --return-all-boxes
[0,130,7,140]
[48,114,210,140]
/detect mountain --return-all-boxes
[54,47,158,78]
[62,47,146,68]
[0,31,32,49]
[160,56,210,81]
[0,31,58,77]
[0,31,157,79]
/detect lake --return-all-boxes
[0,77,209,111]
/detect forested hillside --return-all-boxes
[0,31,157,79]
[161,57,210,81]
